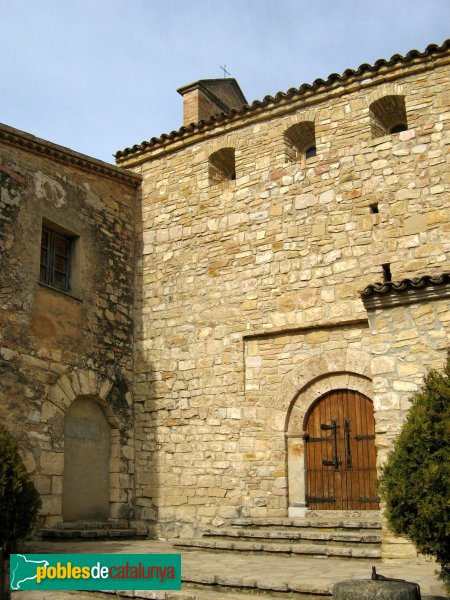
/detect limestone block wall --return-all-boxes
[364,286,450,559]
[122,56,450,536]
[0,126,139,527]
[243,326,373,517]
[369,299,449,465]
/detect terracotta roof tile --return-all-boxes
[116,39,450,160]
[360,273,450,298]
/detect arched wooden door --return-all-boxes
[305,390,379,510]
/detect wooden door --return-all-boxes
[305,390,379,510]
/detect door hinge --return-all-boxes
[322,459,342,467]
[306,496,336,503]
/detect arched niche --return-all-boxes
[284,121,317,163]
[369,95,408,138]
[62,397,111,521]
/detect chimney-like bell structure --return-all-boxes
[177,78,247,127]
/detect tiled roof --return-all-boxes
[361,274,450,298]
[115,39,450,161]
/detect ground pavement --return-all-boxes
[10,539,448,599]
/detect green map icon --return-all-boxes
[10,554,49,590]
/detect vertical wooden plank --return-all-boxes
[325,392,333,510]
[328,392,337,510]
[365,396,370,506]
[343,389,350,509]
[306,403,313,508]
[355,390,365,509]
[321,394,328,509]
[348,389,357,508]
[337,390,344,509]
[311,397,319,509]
[316,395,323,507]
[360,394,368,507]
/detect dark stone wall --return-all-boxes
[0,130,139,526]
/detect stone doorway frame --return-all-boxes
[42,369,130,526]
[280,350,373,517]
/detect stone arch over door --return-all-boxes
[41,369,131,526]
[280,350,373,517]
[63,397,111,521]
[304,389,378,511]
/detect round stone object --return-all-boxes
[333,579,420,599]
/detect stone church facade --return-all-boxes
[0,40,449,560]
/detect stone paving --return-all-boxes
[10,539,448,599]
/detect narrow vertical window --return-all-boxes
[382,263,392,282]
[40,226,73,292]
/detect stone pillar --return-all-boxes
[286,432,307,517]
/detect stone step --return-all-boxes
[44,520,130,529]
[174,590,445,600]
[110,589,329,599]
[12,586,448,600]
[180,579,332,598]
[229,517,381,530]
[42,524,148,540]
[203,527,381,545]
[172,538,381,559]
[30,583,331,599]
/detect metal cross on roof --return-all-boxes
[220,64,231,78]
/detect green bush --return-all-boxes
[0,425,41,551]
[379,360,450,591]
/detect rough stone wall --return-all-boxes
[242,325,372,516]
[0,132,138,527]
[129,57,449,537]
[366,292,450,559]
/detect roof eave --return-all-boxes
[116,39,450,165]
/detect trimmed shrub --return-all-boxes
[379,360,450,591]
[0,425,41,550]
